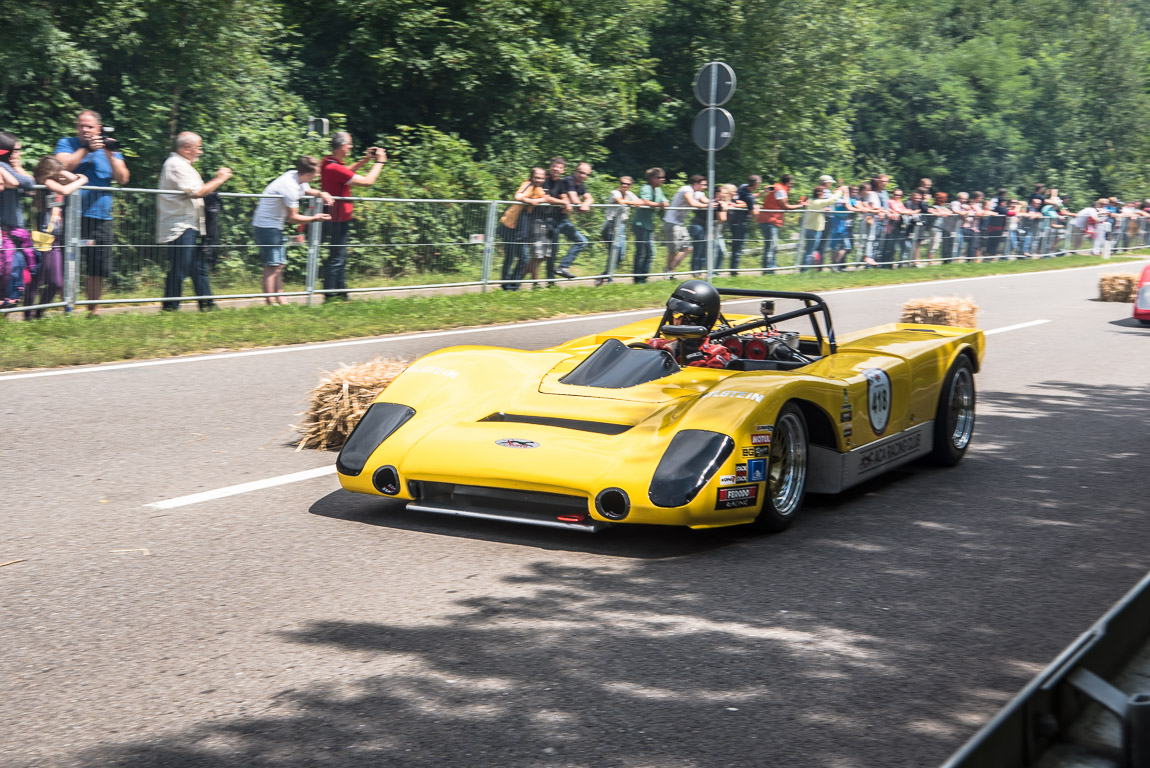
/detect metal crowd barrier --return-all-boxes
[942,569,1150,768]
[4,186,1149,315]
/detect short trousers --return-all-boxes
[81,217,114,278]
[253,226,287,266]
[663,221,691,252]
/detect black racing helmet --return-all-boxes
[666,280,721,330]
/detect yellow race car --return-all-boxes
[337,282,984,533]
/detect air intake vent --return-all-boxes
[480,412,631,436]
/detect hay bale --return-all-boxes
[296,358,409,451]
[900,297,979,328]
[1099,272,1139,302]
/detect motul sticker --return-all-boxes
[717,484,759,509]
[864,368,892,435]
[751,433,771,445]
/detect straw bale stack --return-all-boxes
[899,297,979,328]
[1098,273,1139,302]
[296,358,409,451]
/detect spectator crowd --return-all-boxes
[0,110,387,315]
[497,167,1150,288]
[3,111,1150,313]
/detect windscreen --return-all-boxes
[559,339,679,389]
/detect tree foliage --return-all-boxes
[0,0,1147,201]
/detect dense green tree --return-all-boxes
[0,0,1147,199]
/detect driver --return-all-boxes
[649,280,732,367]
[665,279,721,330]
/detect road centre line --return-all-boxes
[984,319,1050,335]
[0,259,1138,384]
[144,465,337,510]
[142,318,1050,511]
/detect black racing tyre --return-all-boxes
[749,403,808,532]
[931,355,976,466]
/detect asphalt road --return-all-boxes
[3,261,1150,768]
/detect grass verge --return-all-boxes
[2,254,1143,371]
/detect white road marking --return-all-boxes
[983,319,1051,335]
[140,319,1053,511]
[145,465,336,510]
[2,259,1141,383]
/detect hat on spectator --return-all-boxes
[818,175,835,185]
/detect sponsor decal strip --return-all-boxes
[857,431,923,474]
[702,391,765,403]
[716,483,759,510]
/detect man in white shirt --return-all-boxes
[663,175,707,273]
[1070,199,1106,252]
[251,157,333,304]
[158,132,232,311]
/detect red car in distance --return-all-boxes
[1135,264,1150,325]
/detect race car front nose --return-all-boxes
[648,430,734,508]
[337,403,416,476]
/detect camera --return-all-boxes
[85,127,120,151]
[101,127,120,151]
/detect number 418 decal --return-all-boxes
[863,368,891,435]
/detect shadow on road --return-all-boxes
[1109,316,1149,329]
[308,489,748,560]
[65,382,1150,768]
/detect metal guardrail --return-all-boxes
[942,570,1150,768]
[4,186,1150,315]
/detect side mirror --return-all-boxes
[660,324,710,339]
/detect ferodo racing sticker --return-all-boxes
[863,368,892,435]
[716,484,758,510]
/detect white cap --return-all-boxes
[818,174,835,185]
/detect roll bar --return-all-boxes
[714,289,837,355]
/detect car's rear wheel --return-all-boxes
[750,403,808,532]
[931,355,976,466]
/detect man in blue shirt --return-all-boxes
[55,110,130,313]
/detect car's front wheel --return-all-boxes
[750,403,808,532]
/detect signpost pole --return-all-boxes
[706,65,718,283]
[693,62,734,284]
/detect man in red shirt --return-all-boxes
[753,173,804,271]
[320,132,386,300]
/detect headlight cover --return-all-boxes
[336,403,416,476]
[648,430,735,508]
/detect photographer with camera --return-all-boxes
[251,157,332,305]
[320,132,386,301]
[54,109,130,314]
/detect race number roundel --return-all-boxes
[863,368,892,435]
